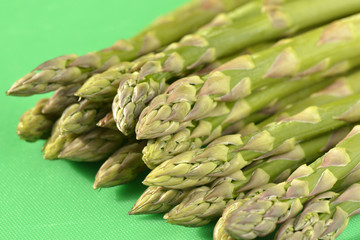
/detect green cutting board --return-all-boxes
[1,0,360,239]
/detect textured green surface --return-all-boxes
[1,1,360,239]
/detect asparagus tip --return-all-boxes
[93,182,100,190]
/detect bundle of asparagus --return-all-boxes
[7,0,360,239]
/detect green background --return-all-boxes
[1,0,360,239]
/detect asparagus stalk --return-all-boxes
[115,0,359,136]
[75,49,239,104]
[142,94,360,189]
[93,141,146,189]
[137,13,360,139]
[75,55,158,102]
[259,69,360,128]
[223,125,360,239]
[214,199,241,240]
[276,183,360,240]
[141,68,360,169]
[97,112,117,130]
[17,98,54,142]
[41,84,81,115]
[7,0,247,96]
[164,129,349,227]
[57,128,126,162]
[129,186,191,215]
[43,121,77,160]
[240,68,360,136]
[59,100,111,134]
[140,102,300,170]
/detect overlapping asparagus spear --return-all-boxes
[213,198,241,240]
[163,128,349,227]
[223,125,360,239]
[129,186,191,215]
[119,0,360,136]
[41,84,81,115]
[142,67,360,169]
[17,98,55,142]
[276,183,360,240]
[258,71,360,129]
[59,100,111,134]
[136,13,360,139]
[42,120,77,160]
[43,124,125,162]
[143,94,360,189]
[7,0,246,96]
[89,50,251,130]
[93,141,146,189]
[58,128,126,162]
[75,0,268,103]
[97,112,117,130]
[93,42,274,133]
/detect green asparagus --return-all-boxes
[43,120,77,160]
[75,55,157,102]
[7,0,247,96]
[224,125,360,239]
[41,84,81,115]
[213,198,242,240]
[97,112,117,130]
[142,94,360,189]
[120,1,360,136]
[129,186,190,215]
[141,68,360,169]
[76,1,273,103]
[259,70,360,129]
[57,128,126,162]
[59,100,111,134]
[112,0,291,134]
[164,129,349,227]
[17,98,54,142]
[136,14,360,139]
[276,184,360,240]
[93,141,146,189]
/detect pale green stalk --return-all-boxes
[164,129,349,227]
[17,98,54,142]
[7,0,247,96]
[143,94,360,189]
[276,184,360,240]
[224,126,360,239]
[137,14,360,139]
[116,0,357,135]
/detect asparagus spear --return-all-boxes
[17,98,54,142]
[136,14,360,139]
[241,68,360,136]
[93,141,146,189]
[43,120,77,160]
[57,128,126,162]
[76,1,272,103]
[142,68,360,168]
[75,55,157,102]
[119,1,360,136]
[142,94,360,189]
[276,183,360,240]
[164,129,349,227]
[97,112,117,130]
[214,199,241,240]
[41,84,81,115]
[141,60,360,140]
[59,100,111,134]
[223,125,360,239]
[259,70,360,128]
[7,0,247,96]
[129,186,191,215]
